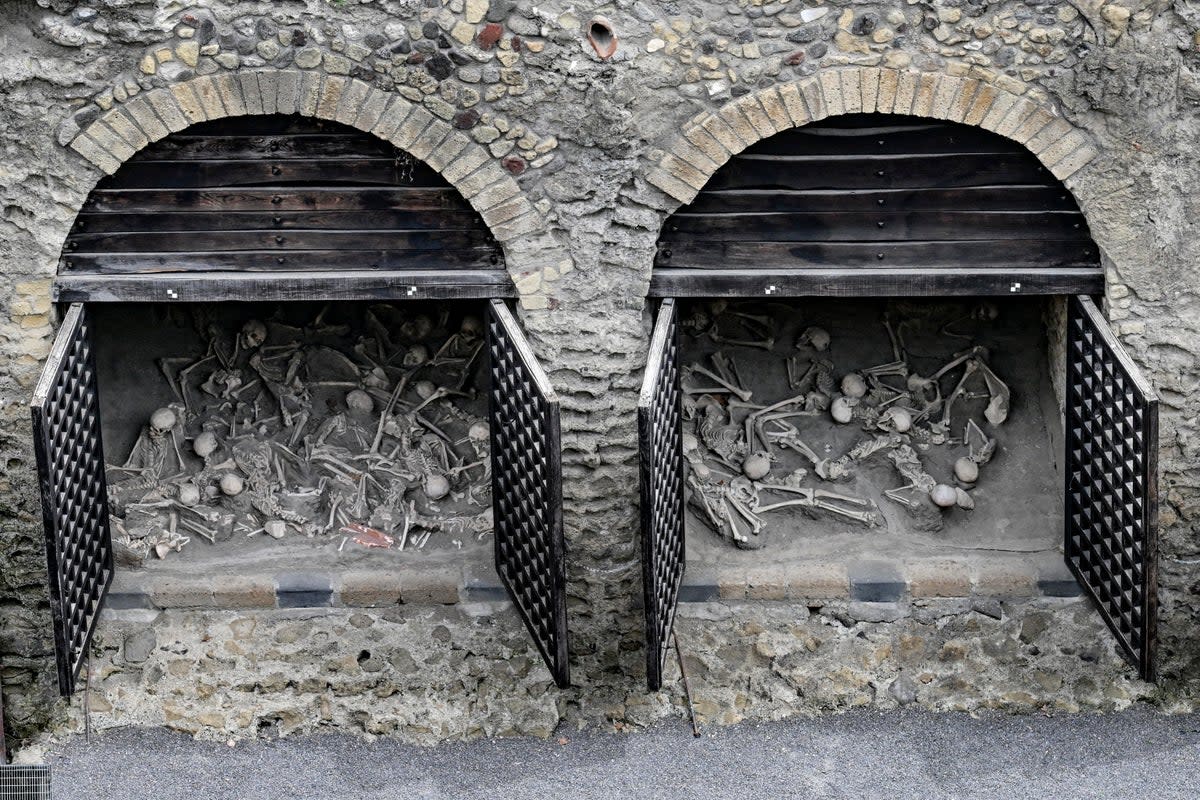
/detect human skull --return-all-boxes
[239,319,267,350]
[414,380,437,400]
[177,483,200,506]
[742,451,771,480]
[345,389,374,415]
[219,473,244,496]
[797,326,831,352]
[930,484,958,508]
[880,407,913,433]
[954,457,979,484]
[149,407,177,435]
[402,344,429,368]
[193,431,219,459]
[424,473,450,500]
[459,315,483,344]
[468,421,489,445]
[840,373,867,399]
[830,396,854,424]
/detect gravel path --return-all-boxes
[42,705,1200,799]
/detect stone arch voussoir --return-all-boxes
[65,70,560,307]
[646,67,1100,212]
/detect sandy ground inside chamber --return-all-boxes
[92,301,496,578]
[679,298,1065,573]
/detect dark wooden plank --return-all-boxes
[661,210,1089,242]
[73,210,489,233]
[655,240,1100,270]
[67,229,494,253]
[100,158,433,189]
[649,267,1105,298]
[83,188,472,213]
[55,270,515,303]
[745,120,1009,157]
[681,186,1079,214]
[137,133,402,161]
[705,153,1047,191]
[62,248,502,274]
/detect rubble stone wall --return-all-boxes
[1,0,1198,745]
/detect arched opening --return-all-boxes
[31,116,569,697]
[639,114,1158,689]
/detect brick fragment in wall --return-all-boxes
[839,69,863,114]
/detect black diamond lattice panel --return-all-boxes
[30,303,113,696]
[1065,295,1159,681]
[486,300,569,688]
[639,299,686,691]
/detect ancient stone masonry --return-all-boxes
[0,0,1199,748]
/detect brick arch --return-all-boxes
[646,67,1099,209]
[65,70,564,306]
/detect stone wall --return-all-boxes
[1,0,1199,745]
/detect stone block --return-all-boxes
[86,120,136,162]
[660,153,709,191]
[441,144,491,185]
[1028,119,1075,160]
[839,69,863,114]
[646,166,698,205]
[973,560,1036,597]
[297,70,322,117]
[978,90,1021,133]
[746,567,788,601]
[876,69,900,114]
[906,559,972,598]
[275,572,333,608]
[458,164,512,203]
[756,87,793,132]
[716,104,761,149]
[353,88,391,134]
[1047,138,1098,181]
[406,120,452,162]
[776,83,811,127]
[316,75,348,120]
[699,113,747,154]
[860,68,881,113]
[145,89,190,133]
[148,576,215,608]
[800,77,825,120]
[424,130,471,172]
[892,70,918,115]
[275,70,301,115]
[169,82,208,124]
[963,83,998,126]
[786,561,849,600]
[238,71,264,115]
[101,109,148,151]
[389,105,435,150]
[670,137,720,175]
[402,566,460,604]
[371,96,414,141]
[1011,108,1056,146]
[987,95,1030,137]
[683,127,732,170]
[849,560,906,602]
[191,76,227,119]
[949,78,981,122]
[911,72,939,117]
[492,210,544,242]
[121,97,168,143]
[931,75,963,120]
[482,196,533,228]
[334,78,371,127]
[212,575,276,608]
[213,72,246,118]
[819,70,844,117]
[338,570,403,607]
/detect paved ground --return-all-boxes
[41,705,1200,799]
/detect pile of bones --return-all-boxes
[680,300,1009,549]
[106,304,494,565]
